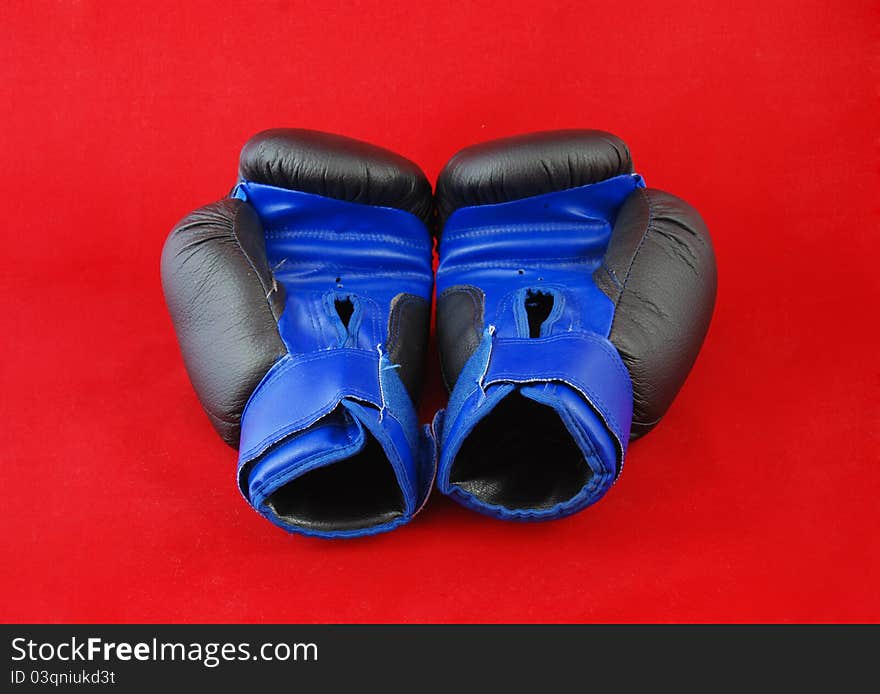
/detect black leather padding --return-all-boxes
[435,130,633,222]
[160,198,287,447]
[436,284,485,390]
[386,293,431,401]
[594,188,717,439]
[239,129,433,224]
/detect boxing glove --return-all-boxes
[434,130,716,520]
[161,130,436,538]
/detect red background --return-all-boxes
[1,1,877,623]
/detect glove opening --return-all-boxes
[263,432,405,533]
[448,392,590,510]
[334,296,355,329]
[524,290,554,338]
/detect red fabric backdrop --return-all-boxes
[1,0,877,623]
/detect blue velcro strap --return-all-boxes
[485,333,633,450]
[238,349,381,465]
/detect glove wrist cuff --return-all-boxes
[237,349,434,538]
[436,330,632,520]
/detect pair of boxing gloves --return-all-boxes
[162,129,716,538]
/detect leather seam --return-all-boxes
[230,200,283,322]
[613,187,655,310]
[264,229,430,250]
[205,407,240,428]
[598,262,623,291]
[439,257,596,272]
[442,222,607,239]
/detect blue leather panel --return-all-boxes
[238,349,381,463]
[232,182,435,538]
[486,334,633,447]
[436,174,643,520]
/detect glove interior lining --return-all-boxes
[265,433,405,532]
[449,392,590,511]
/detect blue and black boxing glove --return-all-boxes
[161,130,435,538]
[434,131,717,520]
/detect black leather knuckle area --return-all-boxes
[435,129,633,223]
[238,128,433,224]
[160,198,287,447]
[385,293,431,401]
[436,285,485,390]
[599,188,718,438]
